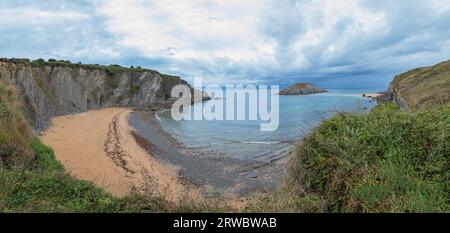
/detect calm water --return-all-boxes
[156,88,381,161]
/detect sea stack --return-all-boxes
[279,83,327,95]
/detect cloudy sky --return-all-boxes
[1,0,450,88]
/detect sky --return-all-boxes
[1,0,450,88]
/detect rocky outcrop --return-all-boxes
[377,60,450,110]
[279,83,327,95]
[0,59,203,131]
[376,84,411,109]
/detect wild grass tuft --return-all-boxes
[0,81,34,166]
[250,104,449,213]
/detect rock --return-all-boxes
[247,170,258,179]
[279,83,327,95]
[0,59,199,131]
[202,191,222,198]
[376,59,450,110]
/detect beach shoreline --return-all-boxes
[39,107,285,208]
[40,108,200,202]
[129,110,289,197]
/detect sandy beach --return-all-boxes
[39,107,287,210]
[40,108,197,201]
[129,111,288,197]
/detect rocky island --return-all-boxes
[279,83,327,95]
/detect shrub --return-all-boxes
[30,58,46,67]
[284,104,449,213]
[0,81,33,166]
[0,138,174,213]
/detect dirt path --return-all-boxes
[40,108,198,201]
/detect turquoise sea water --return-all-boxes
[156,88,382,161]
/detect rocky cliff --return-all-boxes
[377,60,450,110]
[0,58,196,131]
[279,83,327,95]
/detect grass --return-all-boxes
[390,60,450,110]
[1,61,449,212]
[0,139,175,213]
[0,81,33,166]
[0,139,234,212]
[251,104,449,213]
[0,80,231,212]
[2,57,162,79]
[2,77,448,213]
[0,80,174,213]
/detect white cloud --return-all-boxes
[98,0,269,62]
[96,0,450,84]
[0,7,88,25]
[1,0,450,87]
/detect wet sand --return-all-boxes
[40,108,199,201]
[129,111,289,197]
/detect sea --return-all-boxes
[155,88,382,162]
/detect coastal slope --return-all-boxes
[378,60,450,110]
[279,83,327,95]
[254,60,450,213]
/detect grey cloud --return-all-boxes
[1,0,449,88]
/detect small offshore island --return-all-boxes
[279,83,327,95]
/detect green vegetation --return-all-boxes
[252,104,449,213]
[1,58,160,77]
[1,57,449,213]
[390,60,450,110]
[0,139,233,212]
[0,80,231,213]
[0,82,223,212]
[105,75,119,89]
[0,81,33,166]
[1,58,182,96]
[130,84,140,95]
[30,58,46,67]
[0,138,177,212]
[0,80,167,212]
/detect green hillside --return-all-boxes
[253,104,449,213]
[253,60,450,213]
[380,60,450,110]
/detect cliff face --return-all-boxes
[0,59,190,130]
[377,60,450,110]
[279,83,327,95]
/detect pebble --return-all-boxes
[247,170,258,179]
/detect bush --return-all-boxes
[30,58,46,67]
[0,81,33,166]
[0,138,232,213]
[284,104,449,213]
[0,80,173,212]
[0,138,173,213]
